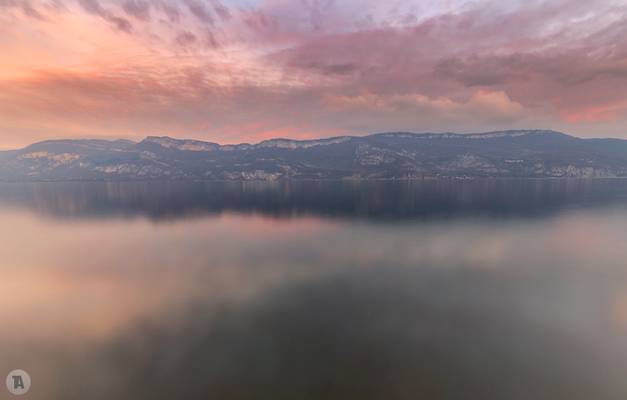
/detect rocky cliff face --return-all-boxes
[2,130,627,181]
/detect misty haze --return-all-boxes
[2,0,627,399]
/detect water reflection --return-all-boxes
[1,180,627,399]
[1,179,627,221]
[66,267,627,400]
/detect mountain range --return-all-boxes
[2,130,627,181]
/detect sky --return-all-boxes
[0,0,626,148]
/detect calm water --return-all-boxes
[3,180,627,399]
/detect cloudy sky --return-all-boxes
[0,0,626,148]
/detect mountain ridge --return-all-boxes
[2,130,627,181]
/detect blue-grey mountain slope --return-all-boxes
[2,130,627,181]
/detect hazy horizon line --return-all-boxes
[2,128,613,152]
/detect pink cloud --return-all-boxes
[1,0,627,147]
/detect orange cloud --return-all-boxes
[561,101,627,123]
[1,0,627,148]
[325,90,525,126]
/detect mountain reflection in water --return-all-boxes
[1,180,627,399]
[1,179,627,221]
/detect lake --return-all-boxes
[2,179,627,399]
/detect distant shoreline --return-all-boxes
[3,130,627,181]
[3,176,627,184]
